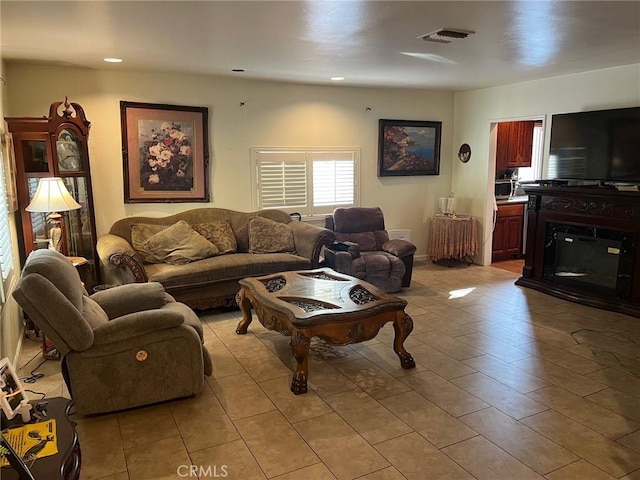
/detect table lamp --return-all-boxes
[25,177,81,254]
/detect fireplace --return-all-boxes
[542,223,634,299]
[517,184,640,318]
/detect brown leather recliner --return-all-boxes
[323,207,416,292]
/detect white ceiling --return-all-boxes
[2,1,639,91]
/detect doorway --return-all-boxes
[486,116,546,270]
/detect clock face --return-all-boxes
[458,143,471,163]
[56,131,82,171]
[59,152,80,171]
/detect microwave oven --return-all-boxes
[494,180,514,199]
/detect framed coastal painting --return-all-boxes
[378,119,442,177]
[120,101,210,203]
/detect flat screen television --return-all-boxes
[548,106,640,184]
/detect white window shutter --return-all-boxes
[0,151,15,302]
[259,160,307,209]
[255,150,308,211]
[252,147,358,217]
[313,160,354,206]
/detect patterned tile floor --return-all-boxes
[15,261,640,480]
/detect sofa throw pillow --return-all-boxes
[248,216,295,254]
[137,220,219,265]
[192,220,238,255]
[131,223,168,263]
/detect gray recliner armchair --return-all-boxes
[324,207,417,292]
[13,249,212,415]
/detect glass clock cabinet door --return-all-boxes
[21,140,50,173]
[26,177,51,250]
[61,177,92,258]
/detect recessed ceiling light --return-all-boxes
[331,77,345,81]
[103,57,123,63]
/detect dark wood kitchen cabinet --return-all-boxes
[6,99,100,290]
[496,121,535,172]
[492,203,525,261]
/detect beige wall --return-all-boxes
[0,279,21,364]
[5,64,456,259]
[452,64,640,265]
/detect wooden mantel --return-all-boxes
[517,184,640,318]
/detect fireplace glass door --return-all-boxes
[554,233,621,293]
[543,223,634,299]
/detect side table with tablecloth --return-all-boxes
[427,215,478,263]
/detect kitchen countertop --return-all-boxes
[496,195,529,205]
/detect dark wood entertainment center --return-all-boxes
[517,184,640,318]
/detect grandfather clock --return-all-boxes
[6,98,101,290]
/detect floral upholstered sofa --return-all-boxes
[97,208,335,309]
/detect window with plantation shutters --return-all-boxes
[252,148,359,217]
[0,152,15,304]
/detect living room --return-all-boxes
[1,2,640,479]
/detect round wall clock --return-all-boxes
[458,143,471,163]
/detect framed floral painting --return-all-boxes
[378,119,442,177]
[120,101,210,203]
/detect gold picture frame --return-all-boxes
[120,101,210,203]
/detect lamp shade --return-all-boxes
[25,177,81,213]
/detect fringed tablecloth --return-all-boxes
[428,216,478,261]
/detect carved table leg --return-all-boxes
[235,287,254,335]
[393,311,416,369]
[290,331,311,394]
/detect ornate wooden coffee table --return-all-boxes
[235,268,415,394]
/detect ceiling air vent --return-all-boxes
[419,28,475,44]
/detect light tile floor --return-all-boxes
[15,261,640,480]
